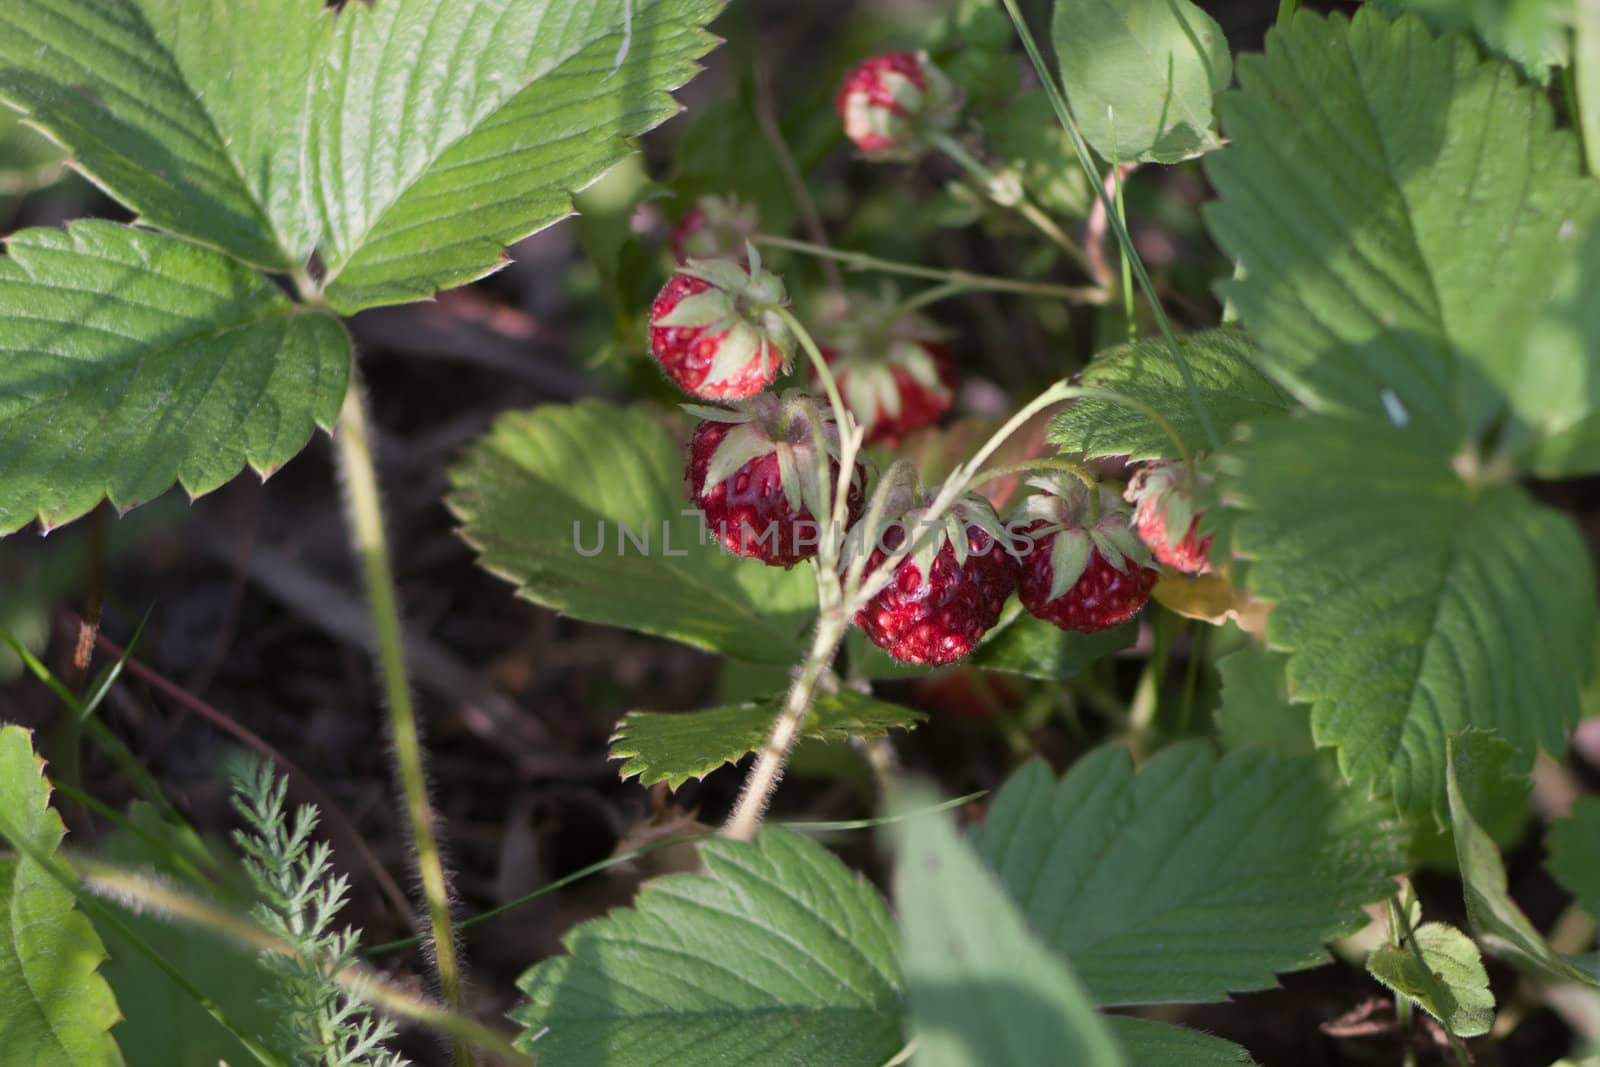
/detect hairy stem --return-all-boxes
[724,611,850,841]
[754,234,1107,304]
[334,381,471,1065]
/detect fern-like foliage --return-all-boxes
[228,755,408,1067]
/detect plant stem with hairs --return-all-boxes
[334,380,470,1065]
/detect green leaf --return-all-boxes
[512,828,905,1065]
[1104,1016,1254,1066]
[1048,328,1292,460]
[892,786,1124,1067]
[1371,0,1570,83]
[1051,0,1231,164]
[0,221,350,536]
[1204,8,1600,449]
[1367,921,1494,1038]
[1214,646,1313,756]
[970,743,1405,1006]
[1447,732,1599,986]
[966,606,1136,680]
[0,0,325,270]
[1549,797,1600,923]
[0,725,123,1066]
[447,401,816,662]
[315,0,722,313]
[611,691,925,789]
[1221,414,1595,817]
[1521,225,1600,478]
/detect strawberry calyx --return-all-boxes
[653,245,793,388]
[1124,459,1214,574]
[688,390,858,529]
[1018,474,1151,603]
[847,473,1014,591]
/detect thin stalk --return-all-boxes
[1391,888,1472,1067]
[774,306,861,576]
[1113,154,1134,342]
[755,234,1108,304]
[849,381,1076,611]
[724,611,850,841]
[333,382,470,1065]
[998,0,1220,451]
[753,61,843,294]
[892,280,968,317]
[930,132,1096,277]
[966,456,1098,494]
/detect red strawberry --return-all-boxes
[649,254,790,400]
[686,392,865,567]
[836,51,961,160]
[1015,477,1157,633]
[670,194,760,265]
[853,486,1018,665]
[910,668,1020,719]
[1125,460,1213,575]
[816,293,957,445]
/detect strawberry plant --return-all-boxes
[1,0,1599,1065]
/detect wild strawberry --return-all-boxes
[1015,477,1157,633]
[852,482,1018,665]
[685,391,865,567]
[836,51,961,160]
[1125,460,1214,575]
[816,292,957,445]
[670,194,760,265]
[648,252,790,400]
[910,668,1020,719]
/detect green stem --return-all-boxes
[966,456,1098,493]
[774,306,861,577]
[754,235,1108,304]
[930,132,1096,277]
[998,0,1221,452]
[1575,0,1600,177]
[892,280,968,317]
[1113,161,1135,342]
[724,611,850,841]
[1391,887,1472,1067]
[333,382,471,1066]
[1276,0,1300,25]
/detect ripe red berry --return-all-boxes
[836,50,961,160]
[816,294,957,445]
[1125,460,1214,575]
[649,256,790,400]
[1015,479,1158,633]
[670,194,759,265]
[854,489,1018,665]
[686,392,864,567]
